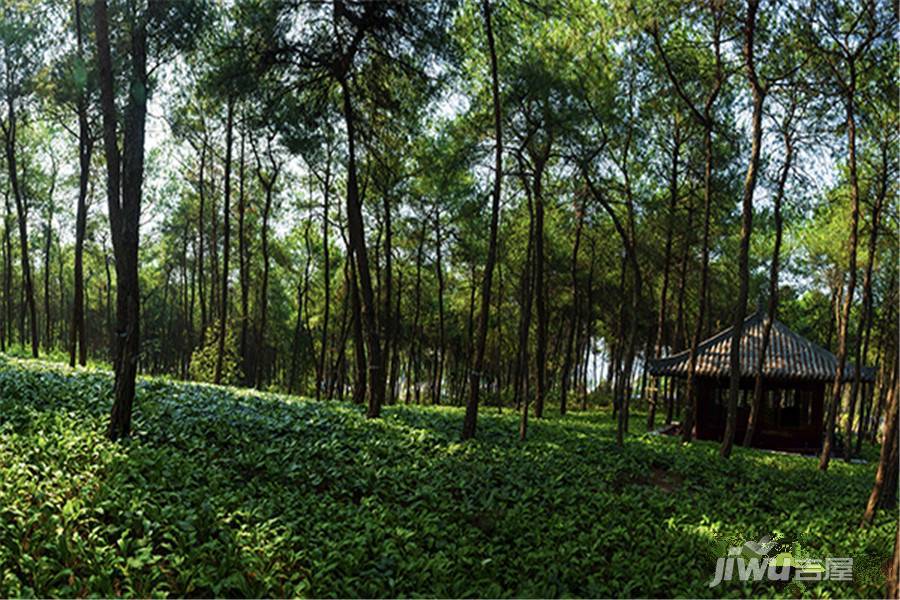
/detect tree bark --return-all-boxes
[432,206,445,406]
[820,63,862,471]
[461,0,503,438]
[745,105,794,448]
[349,250,367,405]
[615,83,642,443]
[316,156,332,400]
[865,271,897,446]
[237,127,250,383]
[42,172,56,352]
[532,150,550,420]
[388,269,401,404]
[886,524,899,600]
[721,0,763,459]
[560,200,584,416]
[847,144,886,459]
[580,238,596,410]
[3,88,38,358]
[380,189,393,406]
[514,155,535,419]
[209,170,219,325]
[650,7,725,444]
[70,0,93,368]
[407,223,424,405]
[862,356,897,525]
[673,200,692,354]
[197,140,207,335]
[94,0,150,440]
[328,256,352,401]
[582,171,640,446]
[338,75,384,418]
[251,135,279,389]
[214,98,235,385]
[647,114,681,431]
[1,189,10,352]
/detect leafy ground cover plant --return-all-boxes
[0,356,894,597]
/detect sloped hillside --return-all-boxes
[0,357,893,597]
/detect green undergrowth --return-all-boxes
[0,355,894,597]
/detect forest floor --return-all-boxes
[0,355,894,598]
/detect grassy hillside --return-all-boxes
[0,356,894,598]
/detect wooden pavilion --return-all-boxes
[648,309,875,452]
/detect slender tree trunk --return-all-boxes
[95,0,150,440]
[615,94,642,443]
[388,269,402,404]
[821,66,862,471]
[680,127,716,443]
[513,162,535,415]
[610,253,627,416]
[288,281,304,393]
[103,251,112,355]
[338,76,384,418]
[253,148,276,389]
[582,167,639,445]
[298,226,315,384]
[317,159,332,400]
[846,145,886,459]
[887,524,900,600]
[639,337,651,405]
[882,428,899,509]
[56,235,65,349]
[4,94,38,358]
[493,249,504,412]
[519,238,535,443]
[865,273,896,447]
[186,236,196,377]
[407,225,424,405]
[869,341,892,444]
[824,283,838,350]
[209,172,219,326]
[42,190,54,352]
[618,251,640,444]
[237,128,250,383]
[214,98,235,385]
[862,356,897,525]
[381,190,393,406]
[673,201,692,356]
[651,13,725,444]
[197,141,207,335]
[328,257,351,401]
[648,116,681,430]
[580,239,596,410]
[461,0,502,441]
[287,222,314,392]
[560,201,584,416]
[721,2,763,459]
[1,189,8,352]
[433,208,445,405]
[533,155,549,419]
[349,251,367,405]
[745,109,793,448]
[70,0,92,367]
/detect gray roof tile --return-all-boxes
[648,310,875,382]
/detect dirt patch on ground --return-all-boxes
[647,466,683,493]
[615,465,683,493]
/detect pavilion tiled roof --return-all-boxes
[648,310,875,383]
